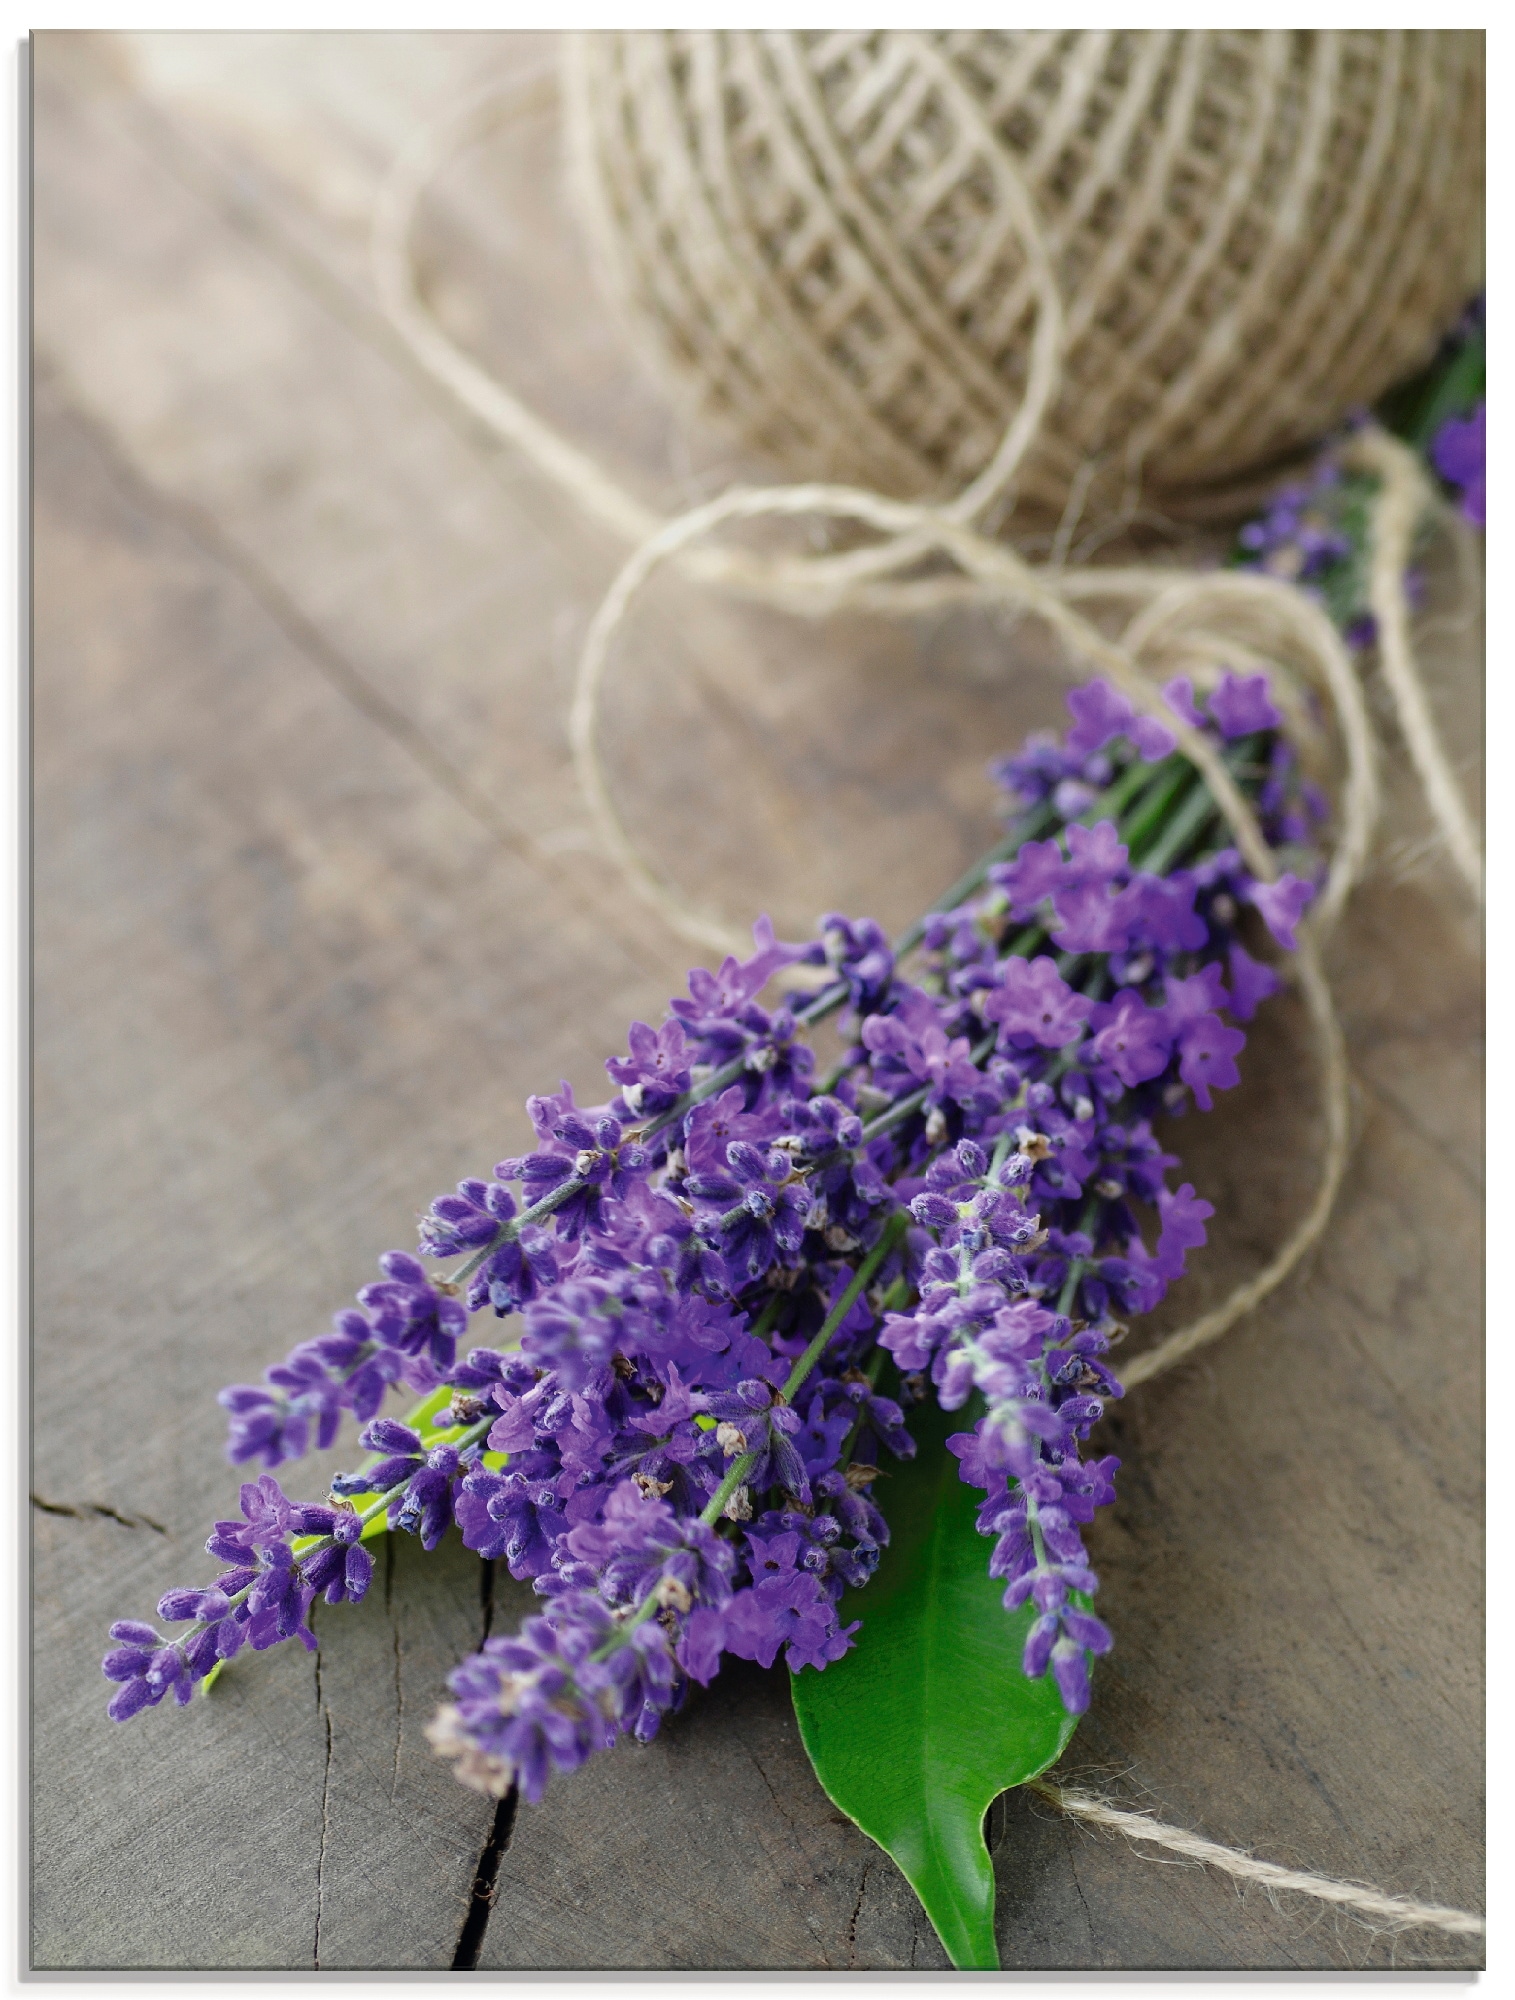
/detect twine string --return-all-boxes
[1117,934,1349,1390]
[371,65,1483,1942]
[1348,424,1485,902]
[1030,1783,1484,1940]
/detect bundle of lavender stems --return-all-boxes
[103,660,1327,1807]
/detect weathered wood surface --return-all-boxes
[31,30,1483,1972]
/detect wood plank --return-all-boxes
[28,364,613,1970]
[32,32,1084,951]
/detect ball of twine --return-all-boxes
[564,29,1483,531]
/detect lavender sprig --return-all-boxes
[1229,290,1484,636]
[106,665,1324,1805]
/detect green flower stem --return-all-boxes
[1088,750,1181,824]
[1004,922,1047,958]
[1056,1194,1104,1315]
[1378,317,1483,453]
[856,1032,995,1148]
[441,1173,602,1291]
[1132,735,1263,877]
[194,1415,495,1696]
[748,1290,787,1342]
[1116,756,1193,857]
[586,1213,913,1667]
[899,749,1178,963]
[698,1210,912,1528]
[1136,771,1224,878]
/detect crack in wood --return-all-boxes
[391,1621,404,1804]
[447,1552,514,1969]
[30,1492,167,1533]
[1066,1828,1096,1946]
[740,1742,836,1966]
[314,1647,332,1970]
[451,1787,519,1971]
[845,1860,873,1967]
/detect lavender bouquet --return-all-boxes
[101,314,1483,1971]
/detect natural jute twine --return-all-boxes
[566,30,1483,529]
[371,51,1484,1942]
[1027,1783,1486,1941]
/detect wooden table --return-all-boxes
[31,30,1484,1972]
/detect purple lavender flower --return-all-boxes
[682,1084,772,1174]
[990,731,1078,811]
[859,1004,984,1116]
[1208,673,1282,740]
[1233,463,1354,585]
[357,1251,469,1375]
[559,1480,735,1611]
[1175,1013,1246,1112]
[1247,873,1315,951]
[819,913,896,1015]
[983,957,1095,1050]
[419,1178,516,1259]
[1226,942,1281,1021]
[685,1141,811,1289]
[721,1542,861,1673]
[455,1453,567,1578]
[605,1019,692,1114]
[1065,679,1176,763]
[1431,402,1485,528]
[425,1602,621,1801]
[1146,1183,1215,1282]
[993,835,1072,919]
[1088,989,1172,1087]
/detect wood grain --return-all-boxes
[31,29,1483,1971]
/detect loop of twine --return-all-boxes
[372,64,1484,1942]
[1348,424,1485,903]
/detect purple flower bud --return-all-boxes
[1062,1609,1113,1654]
[155,1587,231,1624]
[1051,1637,1091,1713]
[101,1646,154,1682]
[107,1621,159,1646]
[106,1678,158,1722]
[379,1250,428,1288]
[359,1418,424,1455]
[910,1192,959,1231]
[1022,1613,1059,1679]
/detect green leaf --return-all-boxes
[790,1394,1083,1969]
